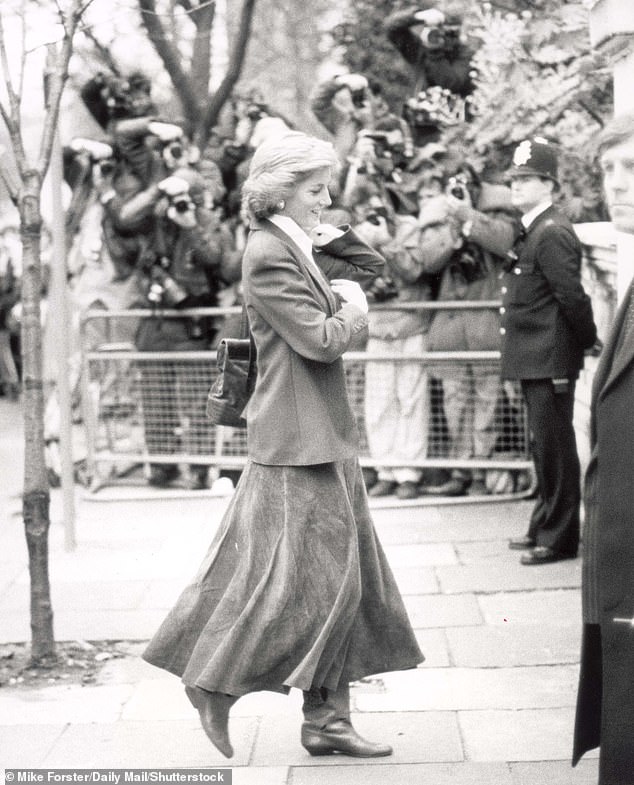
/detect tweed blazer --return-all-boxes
[499,205,596,380]
[573,279,634,780]
[241,220,383,465]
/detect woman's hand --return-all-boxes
[330,278,369,314]
[310,223,345,247]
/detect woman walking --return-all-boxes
[143,131,423,759]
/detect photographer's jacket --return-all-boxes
[499,205,596,380]
[384,5,475,96]
[242,221,383,466]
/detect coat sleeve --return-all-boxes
[314,226,385,287]
[246,242,368,364]
[537,224,597,350]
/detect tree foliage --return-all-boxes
[331,0,613,220]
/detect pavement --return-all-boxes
[0,397,600,784]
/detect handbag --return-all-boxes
[206,305,256,428]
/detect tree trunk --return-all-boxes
[20,168,55,665]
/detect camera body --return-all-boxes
[365,205,389,225]
[367,274,399,303]
[419,23,461,51]
[446,174,470,201]
[146,263,189,308]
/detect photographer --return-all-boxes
[420,170,519,496]
[310,73,377,164]
[352,184,438,500]
[80,70,156,131]
[384,5,475,98]
[108,164,241,489]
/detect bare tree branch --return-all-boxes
[37,1,85,177]
[190,0,215,104]
[139,0,200,129]
[0,13,21,121]
[197,0,257,148]
[78,23,122,75]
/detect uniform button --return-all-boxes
[501,286,507,294]
[500,327,506,335]
[514,267,521,275]
[499,306,505,314]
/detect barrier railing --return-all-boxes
[79,303,535,498]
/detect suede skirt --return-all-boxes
[142,458,423,696]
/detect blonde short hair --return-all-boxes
[241,131,339,222]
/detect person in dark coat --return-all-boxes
[142,131,423,759]
[501,138,597,565]
[573,113,634,785]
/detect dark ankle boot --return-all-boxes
[301,684,392,758]
[185,685,238,758]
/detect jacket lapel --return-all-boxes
[598,279,634,402]
[251,220,338,314]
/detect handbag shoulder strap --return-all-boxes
[239,302,257,391]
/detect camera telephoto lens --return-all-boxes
[173,197,191,213]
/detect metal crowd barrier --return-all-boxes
[79,303,535,498]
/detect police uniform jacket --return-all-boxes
[242,220,383,466]
[499,205,596,380]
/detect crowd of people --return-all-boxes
[0,5,578,498]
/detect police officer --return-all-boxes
[501,138,596,565]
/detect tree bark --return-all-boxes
[19,168,55,663]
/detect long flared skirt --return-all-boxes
[142,459,424,696]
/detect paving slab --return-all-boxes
[251,710,463,766]
[40,718,259,768]
[458,708,598,762]
[353,665,579,712]
[479,589,581,626]
[382,542,457,567]
[230,768,289,785]
[0,724,67,767]
[412,628,451,667]
[437,560,582,594]
[290,762,514,785]
[509,759,599,784]
[446,624,581,667]
[404,593,483,628]
[0,683,133,724]
[390,565,438,595]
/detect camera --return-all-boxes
[365,205,389,225]
[447,175,470,201]
[147,268,189,307]
[367,275,399,303]
[419,24,461,51]
[171,194,195,214]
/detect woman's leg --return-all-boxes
[185,685,239,758]
[301,683,392,757]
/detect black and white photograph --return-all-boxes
[0,1,632,783]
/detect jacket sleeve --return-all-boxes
[314,226,385,287]
[384,6,433,68]
[246,242,368,364]
[459,207,517,259]
[537,224,597,349]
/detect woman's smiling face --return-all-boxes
[280,167,333,232]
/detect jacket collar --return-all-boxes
[521,201,552,230]
[249,218,338,312]
[523,203,556,234]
